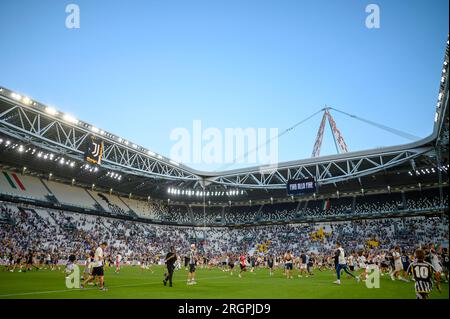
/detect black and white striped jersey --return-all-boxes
[407,261,435,293]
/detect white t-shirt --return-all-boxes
[94,247,104,267]
[393,252,402,265]
[348,255,354,266]
[358,256,366,268]
[337,247,346,265]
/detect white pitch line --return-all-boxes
[0,275,231,298]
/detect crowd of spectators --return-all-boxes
[0,200,447,265]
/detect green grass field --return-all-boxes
[0,265,448,299]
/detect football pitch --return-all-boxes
[0,266,448,299]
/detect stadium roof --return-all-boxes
[0,38,448,201]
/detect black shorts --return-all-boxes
[268,262,274,268]
[166,264,175,272]
[416,292,430,299]
[189,264,196,273]
[240,264,246,270]
[92,266,104,277]
[285,263,293,270]
[349,265,354,271]
[229,263,235,269]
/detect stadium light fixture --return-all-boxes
[18,145,24,152]
[22,96,32,105]
[63,114,79,124]
[11,92,22,101]
[91,126,100,133]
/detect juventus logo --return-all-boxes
[86,136,104,165]
[92,142,101,157]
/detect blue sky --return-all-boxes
[0,0,448,171]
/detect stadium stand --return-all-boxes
[166,204,191,224]
[0,171,50,202]
[191,206,222,224]
[0,201,447,263]
[43,180,98,210]
[0,171,447,225]
[120,197,160,220]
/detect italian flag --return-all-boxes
[2,171,26,191]
[322,199,330,210]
